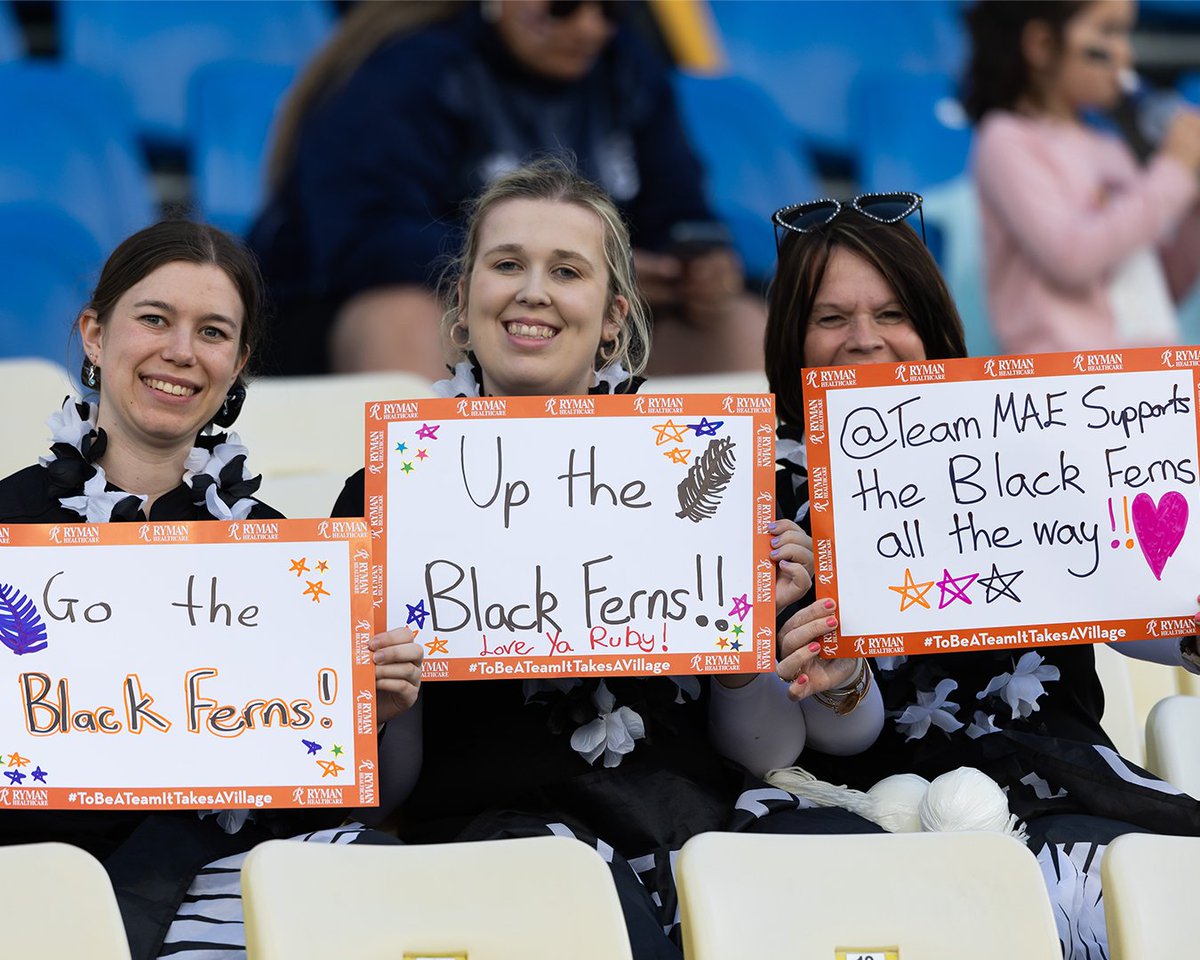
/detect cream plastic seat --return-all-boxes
[1102,832,1200,958]
[235,371,435,518]
[1093,643,1144,765]
[676,831,1060,960]
[242,835,634,960]
[0,842,132,959]
[1145,694,1200,796]
[0,357,75,480]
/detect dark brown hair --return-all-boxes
[962,0,1088,122]
[765,210,967,428]
[85,220,266,378]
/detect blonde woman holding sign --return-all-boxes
[335,159,884,959]
[0,221,419,960]
[765,195,1200,960]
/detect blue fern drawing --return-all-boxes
[0,583,48,655]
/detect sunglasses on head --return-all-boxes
[547,0,621,21]
[771,192,924,252]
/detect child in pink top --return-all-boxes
[966,0,1200,354]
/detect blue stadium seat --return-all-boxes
[0,2,24,61]
[0,203,104,364]
[672,71,820,280]
[852,71,972,194]
[708,0,964,159]
[189,61,295,236]
[0,62,155,253]
[60,0,333,148]
[1180,72,1200,106]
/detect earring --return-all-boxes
[212,381,246,429]
[81,357,101,389]
[450,323,471,349]
[597,338,619,366]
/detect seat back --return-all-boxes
[0,842,132,960]
[1145,694,1200,795]
[241,836,634,960]
[677,831,1060,960]
[1092,642,1145,765]
[1102,832,1200,957]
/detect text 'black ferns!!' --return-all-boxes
[0,583,48,655]
[675,437,736,523]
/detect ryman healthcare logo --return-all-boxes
[1161,347,1200,369]
[1072,352,1124,373]
[48,525,101,544]
[226,522,280,542]
[368,401,419,420]
[456,398,507,417]
[544,397,595,416]
[894,361,946,384]
[983,357,1036,378]
[804,368,857,390]
[137,523,190,543]
[1146,617,1195,638]
[634,396,684,414]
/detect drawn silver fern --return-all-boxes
[675,437,736,522]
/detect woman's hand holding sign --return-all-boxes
[770,519,814,611]
[778,599,862,702]
[370,627,424,723]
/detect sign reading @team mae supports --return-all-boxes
[0,519,377,811]
[365,394,776,681]
[803,348,1200,658]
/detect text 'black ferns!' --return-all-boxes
[675,437,736,523]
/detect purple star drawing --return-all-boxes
[728,594,752,622]
[406,599,429,629]
[416,423,440,441]
[302,739,322,755]
[3,769,24,785]
[687,417,724,437]
[937,568,978,609]
[30,766,47,784]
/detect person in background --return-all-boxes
[966,0,1200,354]
[250,0,764,381]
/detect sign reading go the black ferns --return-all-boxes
[676,437,736,522]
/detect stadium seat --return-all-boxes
[677,831,1060,960]
[234,371,436,518]
[707,0,965,159]
[241,836,634,960]
[0,842,132,959]
[1093,642,1145,766]
[1102,832,1200,957]
[0,62,155,253]
[852,71,972,194]
[0,1,23,61]
[0,356,75,479]
[60,0,333,147]
[672,71,820,281]
[0,203,103,367]
[1145,695,1200,796]
[189,61,296,235]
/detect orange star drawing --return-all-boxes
[651,419,687,445]
[303,580,330,603]
[316,560,329,573]
[887,567,936,612]
[288,557,309,577]
[316,758,344,778]
[425,636,449,655]
[664,447,692,464]
[715,636,730,649]
[6,752,29,768]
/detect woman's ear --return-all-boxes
[603,294,629,345]
[79,309,103,364]
[1021,18,1057,74]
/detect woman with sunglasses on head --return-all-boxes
[250,0,762,384]
[967,0,1200,354]
[333,159,883,959]
[0,221,420,960]
[767,193,1200,960]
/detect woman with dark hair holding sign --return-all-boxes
[765,193,1200,959]
[336,159,883,959]
[0,220,420,960]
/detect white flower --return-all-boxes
[568,681,646,767]
[892,678,964,741]
[59,467,146,522]
[965,710,1002,739]
[44,400,96,452]
[185,432,252,485]
[977,651,1060,719]
[875,656,909,673]
[671,675,701,703]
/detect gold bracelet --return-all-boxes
[812,659,872,716]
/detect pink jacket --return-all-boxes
[973,111,1200,354]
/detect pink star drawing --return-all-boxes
[416,449,429,460]
[416,423,440,440]
[727,594,752,622]
[936,568,978,609]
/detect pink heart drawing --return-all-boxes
[1131,491,1189,581]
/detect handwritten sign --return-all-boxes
[804,349,1200,657]
[0,519,377,811]
[365,394,776,680]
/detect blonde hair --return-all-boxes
[441,157,651,376]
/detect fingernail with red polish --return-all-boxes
[826,616,838,627]
[808,642,821,652]
[824,599,835,609]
